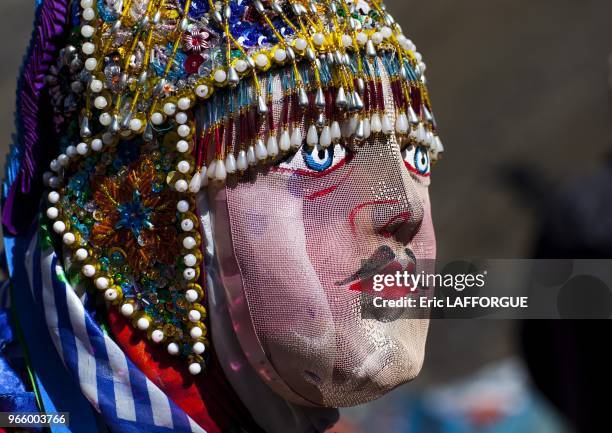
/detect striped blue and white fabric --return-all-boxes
[4,229,207,433]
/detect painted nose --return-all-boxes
[349,197,424,244]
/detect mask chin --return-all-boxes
[197,191,339,433]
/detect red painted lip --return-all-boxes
[349,260,418,299]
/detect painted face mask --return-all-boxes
[19,0,443,421]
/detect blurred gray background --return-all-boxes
[1,0,612,432]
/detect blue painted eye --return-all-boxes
[278,143,347,174]
[402,145,431,176]
[302,146,334,172]
[414,146,430,175]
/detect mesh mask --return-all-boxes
[36,0,444,407]
[203,57,435,407]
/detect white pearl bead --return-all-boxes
[371,32,384,45]
[255,54,268,68]
[175,179,188,192]
[46,207,59,219]
[75,248,88,261]
[175,112,188,124]
[184,254,197,267]
[181,219,194,232]
[95,277,109,290]
[82,42,95,55]
[273,49,287,63]
[76,142,89,155]
[82,8,95,21]
[137,317,150,330]
[104,288,118,301]
[177,160,190,173]
[53,221,66,234]
[121,303,134,317]
[214,69,227,83]
[356,32,368,46]
[185,289,199,302]
[190,326,203,338]
[48,191,60,204]
[66,145,77,158]
[81,25,94,38]
[183,236,196,249]
[234,59,248,73]
[178,97,191,110]
[99,112,112,126]
[90,79,103,93]
[176,140,189,153]
[381,26,393,38]
[49,159,61,172]
[177,200,189,213]
[57,154,69,166]
[193,341,206,355]
[85,58,97,71]
[150,112,164,125]
[62,232,76,245]
[167,342,180,355]
[341,34,353,48]
[183,268,196,280]
[91,138,103,151]
[313,33,325,46]
[188,363,202,375]
[82,264,96,277]
[163,102,176,116]
[195,84,209,98]
[94,96,107,109]
[177,124,190,137]
[151,330,164,343]
[80,0,93,7]
[188,310,201,322]
[294,38,307,51]
[48,176,62,189]
[129,118,143,132]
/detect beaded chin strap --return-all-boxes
[43,0,443,375]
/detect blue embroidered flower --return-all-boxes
[115,190,154,241]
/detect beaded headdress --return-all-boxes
[42,0,444,376]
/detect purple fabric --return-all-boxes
[2,0,69,235]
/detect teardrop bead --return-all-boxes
[363,117,371,139]
[279,129,291,151]
[237,150,248,171]
[255,139,268,160]
[336,86,347,108]
[307,125,318,147]
[225,153,237,173]
[370,113,382,133]
[417,123,427,143]
[319,126,332,148]
[214,160,227,181]
[291,127,303,149]
[381,114,394,135]
[189,171,202,193]
[267,135,279,157]
[349,115,359,135]
[331,121,342,141]
[396,112,409,134]
[408,105,419,126]
[247,145,257,165]
[207,160,217,179]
